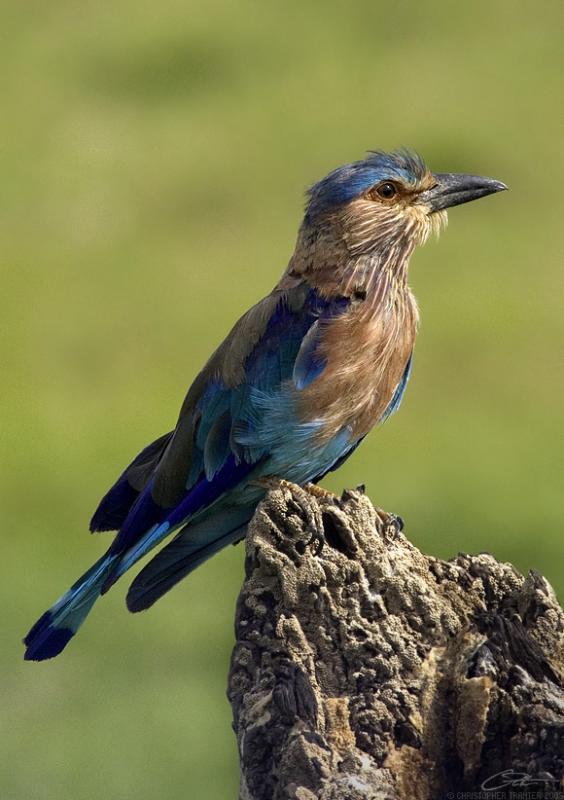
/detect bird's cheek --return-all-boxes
[427,209,448,239]
[409,205,447,244]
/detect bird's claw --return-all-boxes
[254,478,337,556]
[260,478,329,556]
[306,528,325,556]
[302,482,338,503]
[288,484,326,556]
[376,509,404,540]
[391,513,404,533]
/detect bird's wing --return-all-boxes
[90,431,174,532]
[99,283,352,591]
[122,284,361,609]
[89,286,363,537]
[150,283,350,508]
[379,353,413,423]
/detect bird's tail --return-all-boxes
[126,507,252,612]
[23,551,118,661]
[24,505,254,659]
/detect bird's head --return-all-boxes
[303,150,506,259]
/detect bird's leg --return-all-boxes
[289,484,326,555]
[254,477,327,555]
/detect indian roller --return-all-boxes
[23,150,506,660]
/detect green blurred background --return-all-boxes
[2,1,563,798]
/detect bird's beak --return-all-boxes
[419,173,507,213]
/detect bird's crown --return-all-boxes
[306,149,429,217]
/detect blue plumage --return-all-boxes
[90,431,173,532]
[24,552,118,661]
[306,150,427,216]
[379,354,413,423]
[24,287,355,659]
[109,483,168,555]
[89,476,138,533]
[23,150,506,660]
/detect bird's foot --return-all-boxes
[255,477,328,555]
[300,484,340,554]
[286,483,326,555]
[302,482,338,503]
[374,508,404,540]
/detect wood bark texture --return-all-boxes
[228,483,564,800]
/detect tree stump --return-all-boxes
[228,484,564,800]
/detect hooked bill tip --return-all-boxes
[423,173,508,213]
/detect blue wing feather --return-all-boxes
[24,286,356,659]
[293,322,327,390]
[102,454,259,590]
[90,431,173,532]
[107,288,354,586]
[124,425,357,611]
[379,354,413,423]
[203,411,233,479]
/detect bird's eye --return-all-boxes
[376,182,398,199]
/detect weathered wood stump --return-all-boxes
[228,484,564,800]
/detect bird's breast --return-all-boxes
[295,288,418,442]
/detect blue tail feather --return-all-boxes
[126,507,253,612]
[100,520,171,594]
[23,552,118,661]
[101,455,259,593]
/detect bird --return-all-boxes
[23,149,506,661]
